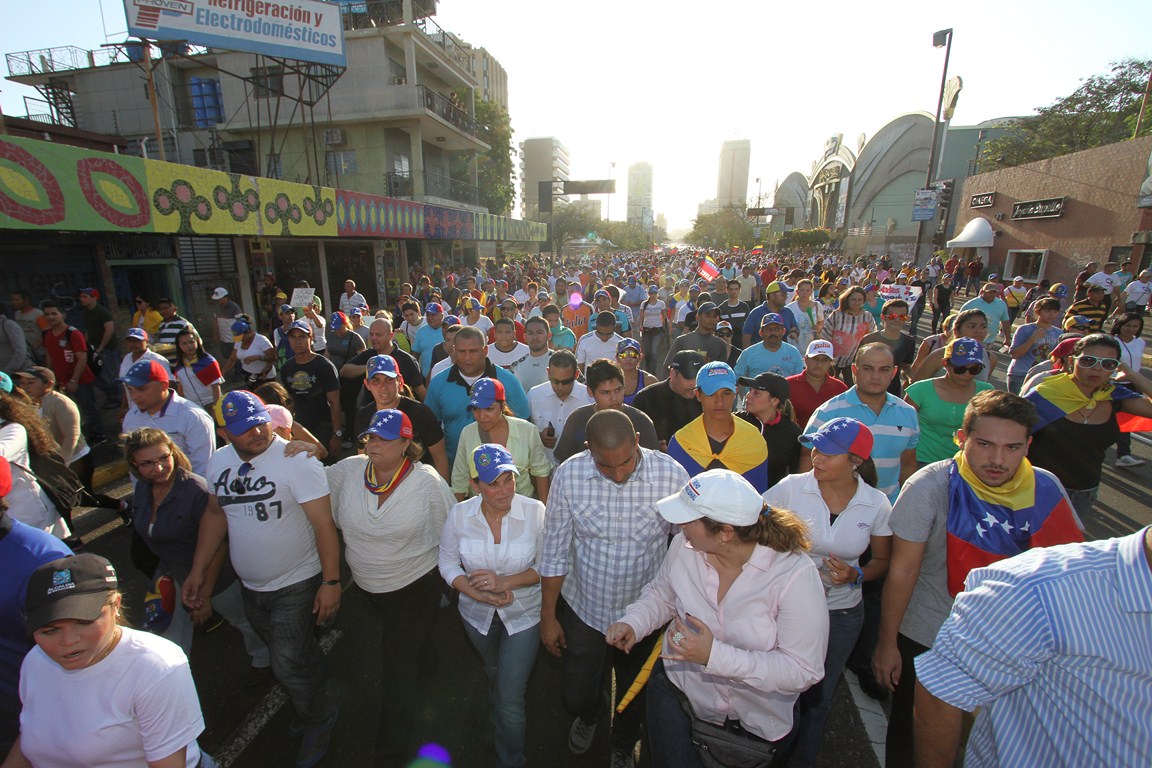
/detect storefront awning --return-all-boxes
[947,217,995,248]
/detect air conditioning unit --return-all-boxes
[324,129,345,146]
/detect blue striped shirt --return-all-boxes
[804,388,919,502]
[916,530,1152,768]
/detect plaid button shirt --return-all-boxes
[540,448,689,633]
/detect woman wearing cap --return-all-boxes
[321,408,455,762]
[8,553,214,768]
[736,372,802,486]
[617,338,655,405]
[220,316,275,386]
[438,443,545,768]
[821,286,876,385]
[451,378,551,502]
[254,382,329,460]
[911,308,998,384]
[1024,333,1152,519]
[171,328,224,411]
[905,338,995,466]
[124,427,269,673]
[607,469,827,766]
[762,418,892,767]
[714,321,741,366]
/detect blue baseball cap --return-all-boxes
[469,377,506,410]
[444,314,461,326]
[124,327,149,342]
[329,312,349,331]
[617,338,641,355]
[360,408,413,441]
[594,290,610,300]
[760,313,786,328]
[217,390,271,436]
[470,443,519,484]
[279,303,295,315]
[230,319,251,335]
[119,359,170,387]
[366,355,400,380]
[945,337,984,367]
[648,284,659,293]
[696,361,737,395]
[0,372,11,394]
[464,297,482,311]
[798,417,873,459]
[287,320,313,336]
[425,302,444,315]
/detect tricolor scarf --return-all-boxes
[667,417,769,492]
[1024,372,1141,432]
[189,355,223,387]
[364,456,413,496]
[945,452,1082,596]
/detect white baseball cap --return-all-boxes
[211,287,229,300]
[806,339,834,358]
[657,470,765,526]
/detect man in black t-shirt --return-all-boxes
[280,320,342,456]
[717,280,751,349]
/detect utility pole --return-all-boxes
[912,28,952,266]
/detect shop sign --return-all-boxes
[1012,197,1065,220]
[970,193,995,208]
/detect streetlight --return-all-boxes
[912,27,953,265]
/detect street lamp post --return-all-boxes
[912,28,953,266]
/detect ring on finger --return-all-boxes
[671,631,685,646]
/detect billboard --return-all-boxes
[912,188,938,222]
[124,0,346,67]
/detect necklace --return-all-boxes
[89,627,122,667]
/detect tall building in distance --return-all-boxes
[717,139,751,209]
[519,136,570,218]
[467,45,508,109]
[627,162,654,228]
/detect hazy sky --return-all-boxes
[3,0,1150,231]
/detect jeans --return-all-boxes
[789,603,864,767]
[1116,430,1133,458]
[164,578,269,668]
[1007,373,1027,396]
[357,568,441,767]
[72,384,104,441]
[641,328,665,365]
[1065,487,1098,525]
[558,597,659,752]
[242,573,336,728]
[461,613,540,768]
[885,633,929,768]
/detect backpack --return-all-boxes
[9,448,84,518]
[43,326,102,375]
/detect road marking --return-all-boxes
[212,628,344,767]
[846,675,887,767]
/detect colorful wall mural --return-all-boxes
[0,135,546,242]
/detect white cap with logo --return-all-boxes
[806,339,834,358]
[657,470,766,527]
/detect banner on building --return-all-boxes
[912,189,938,222]
[123,0,347,67]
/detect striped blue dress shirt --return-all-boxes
[916,529,1152,767]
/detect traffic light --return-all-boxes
[936,179,955,211]
[538,180,553,214]
[932,230,946,248]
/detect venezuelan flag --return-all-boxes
[696,256,721,281]
[1024,372,1142,432]
[190,355,223,387]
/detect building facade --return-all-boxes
[627,162,653,227]
[519,136,569,218]
[717,139,751,209]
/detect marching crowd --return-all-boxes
[2,247,1152,768]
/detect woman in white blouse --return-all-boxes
[323,408,455,765]
[763,417,892,768]
[439,443,545,768]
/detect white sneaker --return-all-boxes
[1115,454,1145,468]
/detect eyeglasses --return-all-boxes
[716,331,733,338]
[550,376,576,386]
[883,313,910,322]
[617,351,641,359]
[949,363,985,375]
[1076,355,1121,371]
[134,452,172,470]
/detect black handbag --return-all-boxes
[9,448,83,518]
[668,669,781,768]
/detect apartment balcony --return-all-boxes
[386,169,479,208]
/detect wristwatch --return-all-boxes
[334,429,344,437]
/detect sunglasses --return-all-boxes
[716,331,733,337]
[617,350,641,359]
[550,376,576,386]
[949,363,985,375]
[883,313,910,322]
[1076,355,1121,371]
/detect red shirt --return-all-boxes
[44,327,95,385]
[786,372,849,429]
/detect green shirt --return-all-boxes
[905,378,994,464]
[451,416,553,498]
[549,323,577,350]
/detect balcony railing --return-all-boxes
[417,84,478,136]
[413,15,473,74]
[339,0,436,30]
[386,169,478,207]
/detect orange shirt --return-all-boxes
[562,302,593,338]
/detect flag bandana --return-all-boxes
[1024,372,1142,432]
[945,451,1082,596]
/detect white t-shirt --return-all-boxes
[527,381,593,464]
[207,438,329,591]
[1124,279,1152,307]
[233,333,276,378]
[118,349,169,380]
[512,351,552,393]
[639,299,666,329]
[575,331,623,367]
[327,458,454,593]
[0,421,65,535]
[488,342,530,369]
[19,628,204,768]
[1085,271,1121,293]
[464,314,494,336]
[763,471,892,610]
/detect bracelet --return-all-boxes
[850,566,865,589]
[320,579,340,586]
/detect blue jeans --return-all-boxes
[165,578,269,668]
[788,602,864,767]
[461,613,540,768]
[242,573,336,727]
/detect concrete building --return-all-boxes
[717,139,751,209]
[466,44,508,110]
[627,162,653,227]
[519,136,569,218]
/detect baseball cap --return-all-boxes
[142,574,176,635]
[696,361,737,395]
[217,390,271,436]
[806,340,834,358]
[78,287,100,299]
[366,355,400,379]
[945,337,984,367]
[617,338,641,355]
[1012,276,1025,282]
[765,281,788,294]
[211,287,229,300]
[119,359,170,387]
[24,553,118,632]
[230,319,251,336]
[330,312,349,331]
[716,321,734,333]
[594,290,610,300]
[279,303,295,315]
[737,372,790,401]
[760,313,786,328]
[669,350,706,378]
[349,307,363,318]
[696,301,719,315]
[648,285,659,294]
[14,366,54,386]
[799,417,874,459]
[123,327,149,342]
[360,408,414,441]
[1063,315,1092,330]
[0,456,11,497]
[0,372,10,394]
[988,273,1000,280]
[656,470,765,527]
[288,319,313,336]
[470,443,519,484]
[469,377,506,410]
[265,403,294,431]
[444,315,461,326]
[1051,283,1069,298]
[425,302,444,316]
[464,297,482,311]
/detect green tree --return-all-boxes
[982,58,1152,170]
[686,206,754,249]
[475,99,515,215]
[777,227,832,249]
[598,220,649,250]
[549,203,602,256]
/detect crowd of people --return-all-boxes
[2,247,1152,768]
